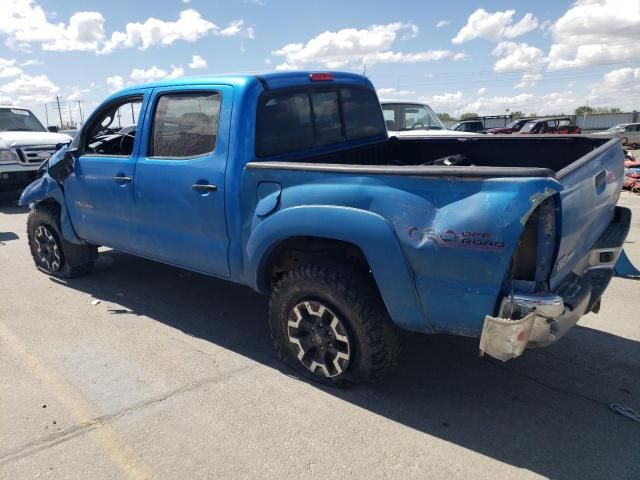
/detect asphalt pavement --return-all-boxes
[1,188,639,480]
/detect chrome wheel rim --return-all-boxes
[33,225,62,272]
[287,300,351,378]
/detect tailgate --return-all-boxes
[550,138,625,289]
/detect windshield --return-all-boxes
[606,124,626,132]
[520,121,537,133]
[0,107,46,132]
[400,104,443,130]
[382,103,444,131]
[505,120,524,129]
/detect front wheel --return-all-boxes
[269,264,400,384]
[27,204,97,278]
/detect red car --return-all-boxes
[488,118,531,134]
[518,117,581,135]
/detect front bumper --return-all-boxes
[480,206,631,361]
[0,163,39,188]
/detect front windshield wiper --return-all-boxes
[7,128,37,132]
[426,126,443,130]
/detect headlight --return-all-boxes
[0,149,19,163]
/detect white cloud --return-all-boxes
[0,1,252,54]
[588,67,640,109]
[66,86,90,101]
[514,72,543,89]
[19,59,42,66]
[452,51,469,61]
[182,0,191,3]
[377,88,415,98]
[492,41,544,89]
[272,23,452,70]
[547,0,640,69]
[0,58,23,78]
[130,66,184,84]
[106,75,124,93]
[419,91,465,112]
[0,73,59,105]
[452,9,538,44]
[1,1,106,52]
[477,87,487,95]
[436,20,450,29]
[101,10,253,54]
[189,54,208,69]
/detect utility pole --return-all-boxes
[77,101,84,123]
[44,103,50,127]
[55,96,63,129]
[130,103,135,124]
[67,104,73,127]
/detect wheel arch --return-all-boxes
[245,205,432,333]
[19,175,83,244]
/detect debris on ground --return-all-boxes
[90,299,101,305]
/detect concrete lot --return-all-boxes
[1,188,639,480]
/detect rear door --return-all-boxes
[550,140,625,289]
[130,85,232,277]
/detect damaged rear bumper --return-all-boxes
[480,206,631,361]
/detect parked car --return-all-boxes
[452,119,485,133]
[592,123,640,146]
[20,72,630,383]
[488,118,532,134]
[0,106,72,190]
[380,100,481,137]
[518,117,581,135]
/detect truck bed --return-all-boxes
[253,135,614,179]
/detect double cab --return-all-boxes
[20,72,630,383]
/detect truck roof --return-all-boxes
[117,71,372,94]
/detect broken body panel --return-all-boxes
[18,71,629,362]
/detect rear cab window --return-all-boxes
[256,86,385,157]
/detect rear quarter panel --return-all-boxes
[240,168,561,336]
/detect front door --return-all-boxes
[130,86,232,277]
[64,91,149,249]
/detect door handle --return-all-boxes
[191,184,217,192]
[113,175,132,183]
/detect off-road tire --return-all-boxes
[269,263,401,384]
[27,203,97,278]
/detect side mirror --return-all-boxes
[48,147,78,182]
[47,126,59,133]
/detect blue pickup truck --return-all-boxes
[20,71,630,383]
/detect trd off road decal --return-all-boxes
[408,227,505,251]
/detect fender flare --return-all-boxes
[245,205,432,333]
[18,175,83,244]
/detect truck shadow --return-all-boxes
[53,250,640,480]
[0,189,27,215]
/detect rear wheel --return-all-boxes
[27,204,97,278]
[269,263,400,384]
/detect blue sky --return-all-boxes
[1,0,639,125]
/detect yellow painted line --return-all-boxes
[0,320,155,479]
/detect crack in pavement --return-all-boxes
[0,363,260,466]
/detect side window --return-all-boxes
[151,92,221,158]
[83,97,142,156]
[382,106,397,130]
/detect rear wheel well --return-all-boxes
[264,236,371,290]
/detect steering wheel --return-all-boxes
[411,122,425,129]
[119,132,136,155]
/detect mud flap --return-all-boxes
[479,311,537,362]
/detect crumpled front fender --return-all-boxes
[18,171,83,245]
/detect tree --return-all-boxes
[575,105,595,115]
[511,111,525,119]
[437,112,454,122]
[527,113,537,117]
[460,112,479,120]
